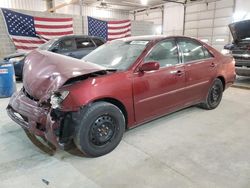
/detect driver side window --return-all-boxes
[145,39,179,68]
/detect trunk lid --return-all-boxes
[229,20,250,43]
[23,50,105,100]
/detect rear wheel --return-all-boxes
[200,78,223,110]
[74,102,125,157]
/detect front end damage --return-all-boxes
[50,108,83,146]
[6,50,111,149]
[7,87,83,148]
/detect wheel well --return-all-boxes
[93,98,128,127]
[217,76,225,90]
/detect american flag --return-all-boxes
[88,16,131,41]
[1,8,73,52]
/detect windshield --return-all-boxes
[38,38,58,50]
[82,40,149,70]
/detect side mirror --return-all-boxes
[139,62,160,72]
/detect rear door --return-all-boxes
[133,39,186,123]
[177,38,217,103]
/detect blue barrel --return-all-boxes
[0,60,16,98]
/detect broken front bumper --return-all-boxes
[6,90,60,147]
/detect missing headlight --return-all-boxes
[50,91,69,109]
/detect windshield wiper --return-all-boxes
[105,68,118,72]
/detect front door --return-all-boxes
[133,39,186,124]
[57,38,77,58]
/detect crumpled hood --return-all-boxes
[229,20,250,43]
[23,50,105,100]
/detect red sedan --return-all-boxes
[7,36,236,157]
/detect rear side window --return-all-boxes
[59,39,76,51]
[92,38,104,46]
[178,39,205,63]
[76,38,95,49]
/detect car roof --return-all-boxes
[49,35,202,44]
[119,35,167,42]
[50,34,104,41]
[116,35,201,43]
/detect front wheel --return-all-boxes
[74,102,125,157]
[199,78,224,110]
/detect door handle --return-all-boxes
[171,70,183,76]
[210,62,216,68]
[176,70,183,76]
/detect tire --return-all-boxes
[74,101,125,157]
[200,78,224,110]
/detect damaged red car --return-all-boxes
[7,36,236,157]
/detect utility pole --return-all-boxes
[79,0,84,34]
